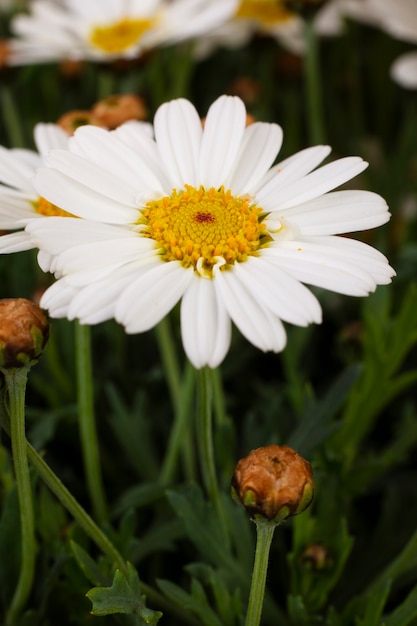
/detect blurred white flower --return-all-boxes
[8,0,239,65]
[0,123,69,253]
[347,0,417,88]
[27,95,394,369]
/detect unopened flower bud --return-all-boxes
[0,298,49,368]
[56,110,106,135]
[231,444,314,523]
[0,39,11,69]
[301,542,333,571]
[91,93,148,129]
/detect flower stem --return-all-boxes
[160,360,196,484]
[245,519,276,626]
[3,367,36,625]
[25,442,200,625]
[155,316,182,409]
[0,86,25,148]
[74,322,108,525]
[197,367,230,546]
[304,17,325,145]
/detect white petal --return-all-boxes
[199,95,247,188]
[226,122,283,194]
[27,217,136,257]
[34,123,69,156]
[391,51,417,89]
[0,189,38,228]
[274,190,391,235]
[115,261,194,333]
[180,277,231,368]
[259,156,368,211]
[66,264,147,323]
[48,238,157,282]
[253,145,331,196]
[164,0,239,42]
[69,125,167,195]
[45,149,139,205]
[0,146,38,192]
[40,279,81,318]
[0,231,33,253]
[154,98,203,188]
[233,257,322,326]
[33,168,138,223]
[213,265,287,352]
[262,237,394,295]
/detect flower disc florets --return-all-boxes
[141,185,271,278]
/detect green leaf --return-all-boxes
[355,579,391,626]
[157,578,223,626]
[384,584,417,626]
[166,485,244,585]
[70,540,110,588]
[86,562,162,623]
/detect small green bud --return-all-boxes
[0,298,49,368]
[231,444,314,523]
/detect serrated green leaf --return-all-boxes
[86,563,162,623]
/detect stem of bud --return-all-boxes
[245,517,276,626]
[4,366,35,625]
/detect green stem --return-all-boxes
[4,367,36,625]
[26,441,125,573]
[74,322,108,525]
[160,361,195,485]
[155,317,182,410]
[25,442,199,624]
[211,366,227,427]
[304,18,325,145]
[197,367,229,546]
[245,519,276,626]
[0,87,25,147]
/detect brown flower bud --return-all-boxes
[300,542,333,571]
[228,77,261,107]
[231,444,314,522]
[0,298,49,368]
[0,39,11,69]
[91,93,148,129]
[56,110,106,135]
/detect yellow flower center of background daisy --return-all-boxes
[33,197,75,218]
[90,18,153,53]
[237,0,293,24]
[142,185,270,278]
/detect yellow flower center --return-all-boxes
[89,17,154,53]
[141,185,271,278]
[236,0,293,24]
[33,197,75,218]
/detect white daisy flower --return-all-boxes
[194,0,306,58]
[0,123,69,254]
[345,0,417,88]
[8,0,239,65]
[27,95,395,369]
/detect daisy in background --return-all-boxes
[340,0,417,88]
[368,0,417,89]
[27,95,395,369]
[0,123,69,253]
[193,0,371,60]
[7,0,239,65]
